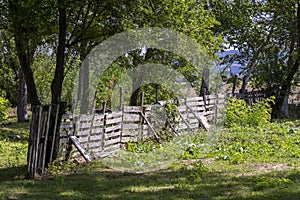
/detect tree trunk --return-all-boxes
[14,37,40,106]
[51,0,67,104]
[240,62,255,93]
[200,67,209,96]
[9,0,41,106]
[17,68,28,122]
[44,0,67,170]
[130,60,146,106]
[272,3,300,119]
[77,38,90,114]
[78,56,89,114]
[129,49,154,106]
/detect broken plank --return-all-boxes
[69,136,92,162]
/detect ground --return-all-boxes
[0,118,300,200]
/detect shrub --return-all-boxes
[0,97,9,121]
[225,97,274,128]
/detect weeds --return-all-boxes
[1,115,300,199]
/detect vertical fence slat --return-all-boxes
[33,106,43,176]
[41,105,52,173]
[49,104,60,164]
[56,91,267,163]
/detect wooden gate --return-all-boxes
[27,104,64,179]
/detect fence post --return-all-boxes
[140,92,144,140]
[41,105,52,174]
[101,102,107,151]
[119,86,123,111]
[27,106,42,179]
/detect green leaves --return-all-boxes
[0,97,9,122]
[225,97,274,128]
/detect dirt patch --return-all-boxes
[254,163,290,172]
[235,162,299,177]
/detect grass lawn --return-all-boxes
[0,118,300,200]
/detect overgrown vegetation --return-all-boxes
[1,102,300,199]
[0,118,28,168]
[0,97,9,122]
[225,97,274,128]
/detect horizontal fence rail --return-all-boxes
[58,94,227,161]
[27,90,268,178]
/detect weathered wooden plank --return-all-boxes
[178,123,188,130]
[185,96,204,102]
[217,94,226,99]
[78,115,94,121]
[59,130,74,137]
[180,113,189,119]
[90,128,103,134]
[105,117,122,125]
[123,106,142,113]
[62,114,73,120]
[77,122,93,129]
[89,135,102,141]
[204,110,215,116]
[123,114,140,122]
[187,106,206,112]
[105,137,121,146]
[122,123,140,130]
[206,99,217,104]
[105,131,121,139]
[70,136,92,162]
[105,124,122,133]
[121,130,139,137]
[206,94,217,99]
[189,123,199,129]
[91,121,104,127]
[177,106,187,112]
[188,118,199,124]
[93,115,105,121]
[121,136,136,143]
[106,111,122,118]
[88,142,101,148]
[77,136,89,143]
[205,105,215,109]
[60,122,73,129]
[76,129,91,136]
[186,101,205,107]
[198,115,210,130]
[115,111,124,116]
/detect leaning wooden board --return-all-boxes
[69,136,92,162]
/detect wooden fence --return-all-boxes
[27,91,267,178]
[27,104,62,178]
[57,94,226,161]
[231,90,267,106]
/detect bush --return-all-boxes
[225,97,274,128]
[0,97,10,121]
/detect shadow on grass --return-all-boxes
[1,164,300,200]
[0,120,30,142]
[0,165,27,181]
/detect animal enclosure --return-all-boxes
[57,94,226,161]
[27,91,267,178]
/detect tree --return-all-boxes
[0,30,28,122]
[109,0,222,106]
[2,0,222,174]
[210,0,300,118]
[0,31,18,106]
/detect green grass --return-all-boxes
[0,118,300,200]
[0,118,29,169]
